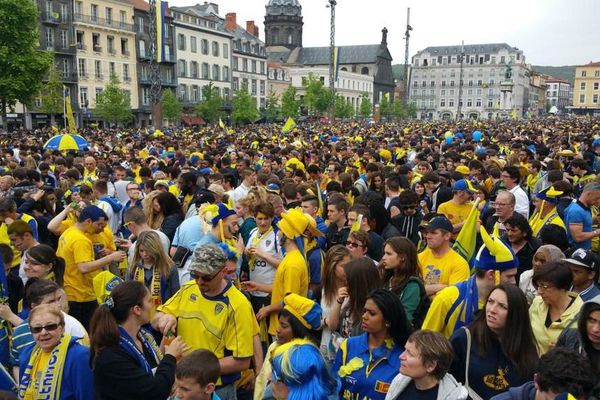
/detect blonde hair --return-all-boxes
[238,188,268,213]
[142,190,163,229]
[29,303,65,326]
[130,230,173,278]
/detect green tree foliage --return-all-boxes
[95,74,133,126]
[195,82,222,123]
[231,83,260,125]
[379,94,391,119]
[161,89,182,123]
[302,74,333,115]
[391,100,405,120]
[359,93,372,118]
[264,91,280,121]
[334,95,354,119]
[40,64,64,115]
[280,86,299,118]
[0,0,53,125]
[406,102,417,118]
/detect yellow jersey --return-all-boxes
[57,226,98,302]
[419,247,470,287]
[437,200,473,227]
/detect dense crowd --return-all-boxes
[0,116,599,400]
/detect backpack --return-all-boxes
[397,277,430,329]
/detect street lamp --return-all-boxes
[327,0,336,118]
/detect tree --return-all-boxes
[264,91,280,122]
[161,89,182,125]
[280,86,299,118]
[302,74,333,115]
[195,81,222,123]
[391,100,405,120]
[0,0,53,127]
[406,102,417,118]
[231,83,260,125]
[359,93,372,118]
[379,94,391,119]
[95,73,134,126]
[39,63,64,126]
[335,95,354,119]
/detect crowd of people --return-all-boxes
[0,116,599,399]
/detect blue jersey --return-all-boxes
[564,200,593,250]
[332,333,402,400]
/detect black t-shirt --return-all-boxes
[394,380,439,400]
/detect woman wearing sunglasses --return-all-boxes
[345,230,370,260]
[90,280,189,400]
[18,303,94,400]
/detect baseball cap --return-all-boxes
[423,216,453,233]
[452,179,476,194]
[563,248,598,271]
[455,165,470,175]
[188,244,227,276]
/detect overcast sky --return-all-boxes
[169,0,599,66]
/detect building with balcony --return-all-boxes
[128,0,177,127]
[527,70,546,117]
[267,61,292,97]
[73,0,139,126]
[545,75,571,112]
[224,13,268,109]
[571,61,600,116]
[170,3,232,113]
[409,43,529,120]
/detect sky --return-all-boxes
[168,0,600,66]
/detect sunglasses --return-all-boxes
[30,323,62,334]
[345,241,364,248]
[123,220,133,229]
[190,267,224,282]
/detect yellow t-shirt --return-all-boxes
[422,285,485,338]
[0,213,37,267]
[419,247,470,287]
[57,226,98,302]
[23,350,51,400]
[157,280,255,385]
[437,200,473,227]
[268,249,308,336]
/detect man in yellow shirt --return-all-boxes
[422,226,519,338]
[255,208,310,336]
[153,244,255,399]
[56,205,125,329]
[419,216,470,297]
[437,179,476,233]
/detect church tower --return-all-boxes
[264,0,303,49]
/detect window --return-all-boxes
[233,77,239,91]
[212,41,219,57]
[500,56,505,64]
[260,61,265,75]
[223,43,229,59]
[449,99,454,107]
[107,36,114,54]
[142,87,150,106]
[190,36,197,53]
[60,3,69,21]
[109,62,115,76]
[251,79,257,95]
[582,71,587,77]
[201,39,208,55]
[467,99,473,107]
[260,80,265,95]
[61,59,69,76]
[178,84,187,101]
[78,59,86,78]
[468,80,474,87]
[139,40,146,58]
[222,66,229,81]
[191,85,199,102]
[212,64,219,80]
[79,87,88,107]
[580,94,585,103]
[140,65,147,80]
[252,60,257,73]
[164,45,171,61]
[441,89,446,96]
[243,59,248,72]
[92,33,101,52]
[94,60,101,79]
[441,80,446,87]
[223,88,230,100]
[105,7,112,25]
[581,82,586,90]
[121,38,128,55]
[91,4,98,22]
[137,17,144,33]
[476,99,482,107]
[477,80,482,86]
[594,82,599,90]
[95,87,102,103]
[45,28,54,47]
[440,99,446,107]
[177,34,185,51]
[75,1,82,16]
[232,57,238,71]
[178,59,186,77]
[450,89,455,95]
[201,63,209,79]
[450,80,455,87]
[488,99,494,108]
[191,61,198,78]
[120,10,126,27]
[595,71,600,77]
[593,94,599,104]
[123,64,129,81]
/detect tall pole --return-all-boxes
[328,0,336,119]
[148,0,163,127]
[403,8,412,105]
[456,41,465,121]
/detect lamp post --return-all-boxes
[328,0,337,119]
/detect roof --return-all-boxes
[295,44,391,65]
[127,0,171,16]
[267,0,301,6]
[268,50,292,62]
[416,43,520,56]
[266,0,302,16]
[579,61,600,67]
[544,75,570,84]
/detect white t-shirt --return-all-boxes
[510,185,530,219]
[64,311,88,340]
[247,227,280,297]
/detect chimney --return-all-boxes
[246,20,259,37]
[225,13,236,32]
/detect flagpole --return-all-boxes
[63,85,67,129]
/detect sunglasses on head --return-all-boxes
[30,323,61,334]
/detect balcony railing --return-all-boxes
[93,45,102,52]
[41,11,61,24]
[73,13,134,31]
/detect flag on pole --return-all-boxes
[64,86,76,134]
[282,117,296,133]
[350,214,363,233]
[219,118,225,129]
[333,47,341,82]
[452,199,481,267]
[155,1,167,62]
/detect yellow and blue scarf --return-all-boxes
[118,327,162,374]
[18,333,71,400]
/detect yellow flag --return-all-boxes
[282,117,297,133]
[351,214,363,233]
[452,199,481,266]
[64,88,76,134]
[511,109,518,120]
[219,118,225,129]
